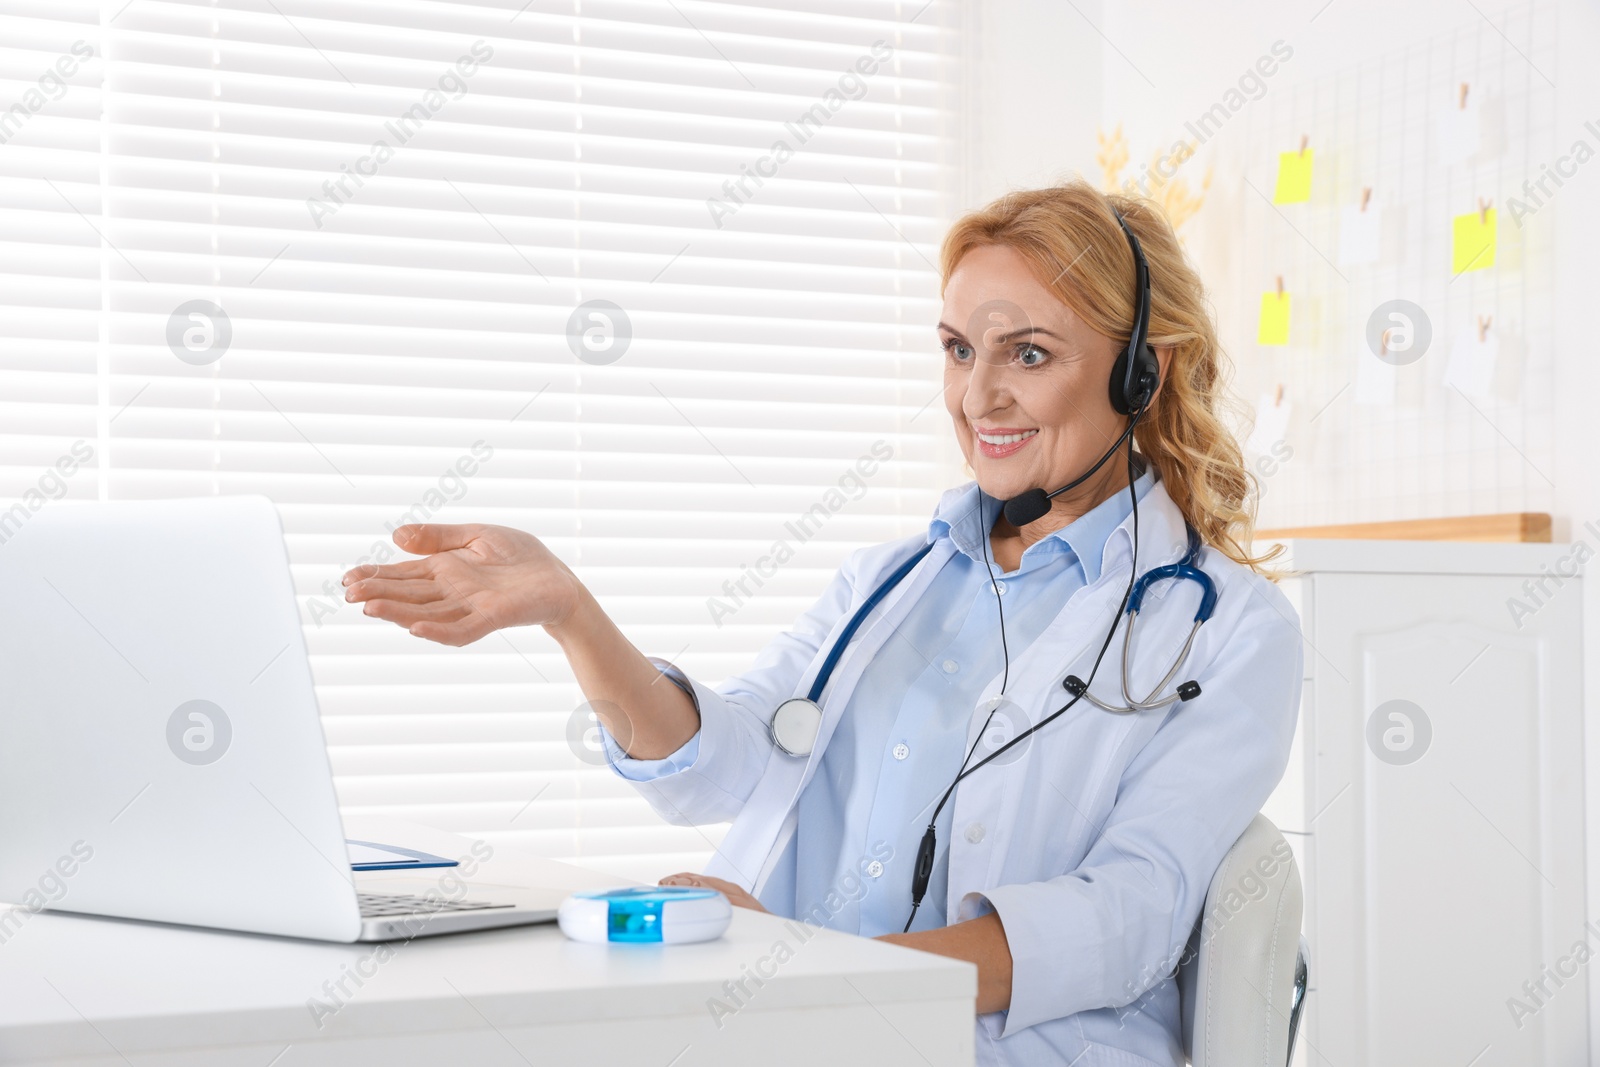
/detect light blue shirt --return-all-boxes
[605,463,1156,937]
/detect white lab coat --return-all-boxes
[620,478,1303,1065]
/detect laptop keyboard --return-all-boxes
[358,892,515,918]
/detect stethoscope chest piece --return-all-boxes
[770,697,823,758]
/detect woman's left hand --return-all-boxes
[659,872,767,913]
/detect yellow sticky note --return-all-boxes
[1452,208,1496,274]
[1273,149,1313,204]
[1258,292,1291,345]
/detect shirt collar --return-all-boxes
[927,457,1157,584]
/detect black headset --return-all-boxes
[1108,206,1160,415]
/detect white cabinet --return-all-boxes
[1258,539,1587,1067]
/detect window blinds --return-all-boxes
[0,0,954,882]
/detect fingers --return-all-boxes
[658,873,764,911]
[340,526,485,587]
[407,617,495,647]
[392,523,486,556]
[348,563,502,646]
[342,558,433,586]
[343,577,442,606]
[359,597,473,629]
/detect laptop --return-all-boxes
[0,495,564,942]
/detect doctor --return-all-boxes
[344,180,1303,1067]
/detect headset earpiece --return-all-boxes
[1108,207,1159,416]
[1109,351,1158,415]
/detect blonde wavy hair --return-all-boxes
[940,179,1280,576]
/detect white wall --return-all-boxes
[956,0,1104,207]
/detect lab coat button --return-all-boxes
[892,743,909,760]
[965,823,985,844]
[866,860,884,878]
[942,659,959,673]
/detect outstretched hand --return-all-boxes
[342,523,582,646]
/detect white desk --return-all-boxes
[0,849,976,1066]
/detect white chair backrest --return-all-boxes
[1177,813,1305,1067]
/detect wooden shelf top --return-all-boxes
[1255,512,1551,544]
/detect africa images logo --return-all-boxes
[166,700,232,766]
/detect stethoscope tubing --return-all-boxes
[1069,613,1203,713]
[767,539,937,757]
[804,540,936,704]
[1082,528,1215,714]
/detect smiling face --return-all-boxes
[940,243,1132,519]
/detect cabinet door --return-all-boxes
[1304,572,1586,1067]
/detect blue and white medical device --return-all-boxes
[557,885,732,944]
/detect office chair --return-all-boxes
[1177,814,1309,1067]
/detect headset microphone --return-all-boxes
[1001,412,1144,527]
[1000,490,1052,529]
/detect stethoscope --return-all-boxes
[768,540,937,757]
[765,523,1215,757]
[1061,523,1216,712]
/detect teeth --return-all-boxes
[977,430,1038,445]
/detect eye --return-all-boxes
[1016,344,1049,368]
[941,336,975,363]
